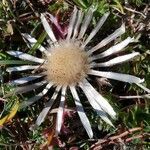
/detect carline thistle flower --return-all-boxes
[6,7,147,138]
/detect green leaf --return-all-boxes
[29,31,47,55]
[0,60,35,65]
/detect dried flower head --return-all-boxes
[6,7,147,138]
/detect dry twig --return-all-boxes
[91,127,143,149]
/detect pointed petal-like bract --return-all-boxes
[7,65,40,72]
[7,51,45,63]
[70,86,93,138]
[15,80,47,94]
[56,86,67,134]
[72,10,84,39]
[89,24,125,54]
[66,7,78,40]
[82,79,116,119]
[89,70,144,83]
[79,82,114,126]
[92,37,134,60]
[20,82,53,109]
[78,8,94,39]
[94,52,139,67]
[41,13,57,42]
[82,12,110,48]
[136,83,150,93]
[36,86,61,126]
[9,75,44,86]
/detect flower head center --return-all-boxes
[45,41,90,86]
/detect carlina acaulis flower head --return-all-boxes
[6,6,148,138]
[45,40,90,86]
